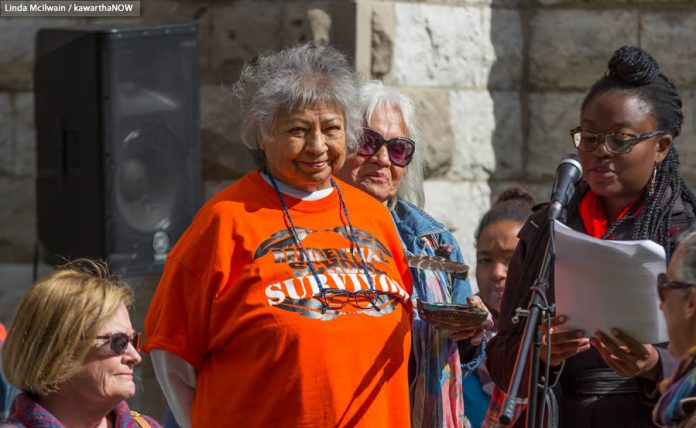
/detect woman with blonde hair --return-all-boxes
[1,259,158,428]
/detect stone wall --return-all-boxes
[0,0,695,417]
[4,1,695,281]
[2,0,696,277]
[377,0,696,277]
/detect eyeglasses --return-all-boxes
[358,128,415,167]
[314,288,392,314]
[95,332,142,355]
[657,273,696,302]
[570,127,666,155]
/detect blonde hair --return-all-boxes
[2,259,134,396]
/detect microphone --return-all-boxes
[548,154,583,221]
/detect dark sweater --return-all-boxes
[486,185,696,428]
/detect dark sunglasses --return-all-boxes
[570,127,666,155]
[358,128,415,167]
[96,332,142,355]
[657,273,696,303]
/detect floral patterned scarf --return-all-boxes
[410,236,470,428]
[654,346,696,427]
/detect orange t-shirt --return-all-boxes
[144,171,413,427]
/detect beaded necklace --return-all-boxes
[264,171,379,312]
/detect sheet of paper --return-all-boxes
[553,220,668,344]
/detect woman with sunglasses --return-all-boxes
[654,231,696,428]
[338,80,491,428]
[145,46,413,428]
[486,46,696,428]
[0,259,158,428]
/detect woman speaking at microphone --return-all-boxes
[486,46,696,427]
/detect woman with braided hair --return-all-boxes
[486,45,696,428]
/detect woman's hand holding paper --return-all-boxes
[540,315,591,366]
[591,328,660,381]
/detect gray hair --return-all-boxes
[232,44,361,164]
[360,80,425,208]
[670,230,696,284]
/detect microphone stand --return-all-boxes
[499,219,556,427]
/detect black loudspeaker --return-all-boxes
[35,23,202,276]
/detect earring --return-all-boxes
[648,163,657,198]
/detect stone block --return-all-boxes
[205,179,236,202]
[13,93,36,179]
[488,9,524,90]
[205,2,278,83]
[138,0,213,76]
[0,18,84,91]
[209,2,285,84]
[282,3,325,47]
[0,93,32,178]
[0,178,35,263]
[400,86,455,177]
[0,95,12,177]
[342,0,370,77]
[140,0,209,24]
[677,90,696,190]
[370,1,395,80]
[449,90,523,181]
[525,181,554,206]
[642,12,696,89]
[529,10,637,90]
[423,179,492,291]
[393,4,522,90]
[307,7,332,46]
[200,85,256,180]
[489,179,553,207]
[631,0,692,3]
[0,264,48,325]
[526,92,585,179]
[536,0,572,4]
[537,0,629,4]
[394,0,520,6]
[208,1,335,84]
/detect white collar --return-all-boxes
[260,172,334,201]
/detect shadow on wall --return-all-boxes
[488,0,552,202]
[486,2,546,207]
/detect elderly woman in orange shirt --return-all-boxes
[144,45,414,428]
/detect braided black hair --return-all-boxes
[475,187,535,244]
[583,46,696,259]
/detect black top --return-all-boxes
[486,184,696,428]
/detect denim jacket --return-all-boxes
[390,198,472,305]
[390,198,474,428]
